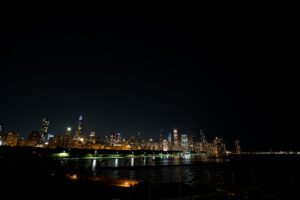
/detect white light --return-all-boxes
[92,159,96,171]
[67,127,72,131]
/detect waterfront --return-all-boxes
[58,154,300,188]
[1,147,299,199]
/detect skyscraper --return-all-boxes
[39,118,50,145]
[181,134,189,151]
[167,132,172,150]
[159,128,163,150]
[173,128,180,150]
[162,139,168,151]
[188,135,194,151]
[74,115,84,142]
[25,131,40,147]
[63,127,72,148]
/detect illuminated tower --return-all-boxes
[173,128,180,150]
[167,132,172,150]
[159,128,163,150]
[200,129,207,152]
[74,115,84,142]
[63,127,72,148]
[188,135,194,151]
[39,118,50,145]
[88,131,96,144]
[181,134,189,151]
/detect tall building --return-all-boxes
[109,132,116,147]
[167,132,172,150]
[188,135,194,151]
[136,132,143,149]
[63,127,72,148]
[46,133,54,144]
[39,118,50,145]
[173,128,180,150]
[25,131,40,147]
[181,134,189,151]
[235,140,241,154]
[162,139,168,151]
[159,128,163,150]
[74,115,84,142]
[213,137,226,156]
[200,129,207,152]
[88,131,96,144]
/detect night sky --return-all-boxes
[0,3,298,151]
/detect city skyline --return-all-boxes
[0,4,297,152]
[0,114,223,141]
[0,114,231,155]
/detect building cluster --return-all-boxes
[0,116,240,156]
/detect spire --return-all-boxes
[79,114,83,121]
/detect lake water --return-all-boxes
[58,154,300,189]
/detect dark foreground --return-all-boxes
[1,147,300,199]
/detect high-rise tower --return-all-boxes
[167,132,172,150]
[74,115,84,142]
[173,128,180,150]
[159,128,163,150]
[39,118,50,144]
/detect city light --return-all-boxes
[0,114,241,156]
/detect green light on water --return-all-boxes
[53,152,70,158]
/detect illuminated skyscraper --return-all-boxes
[63,127,72,148]
[88,131,96,144]
[25,131,40,147]
[167,132,172,150]
[188,135,194,151]
[173,128,180,150]
[39,118,50,144]
[159,128,163,150]
[47,133,54,143]
[213,137,226,156]
[162,139,168,151]
[74,115,84,142]
[200,129,207,152]
[181,134,189,151]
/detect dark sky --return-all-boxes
[0,3,298,151]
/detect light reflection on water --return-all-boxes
[115,158,118,167]
[62,154,219,168]
[60,154,228,186]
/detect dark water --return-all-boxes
[58,154,300,189]
[1,149,300,199]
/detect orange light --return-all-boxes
[67,174,78,180]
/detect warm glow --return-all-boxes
[67,174,78,180]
